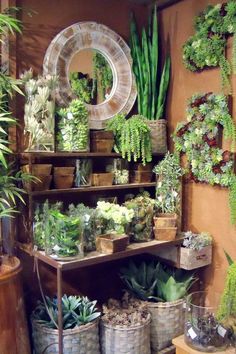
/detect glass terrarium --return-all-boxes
[185,291,230,352]
[113,159,129,185]
[74,159,92,187]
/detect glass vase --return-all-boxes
[185,291,229,352]
[74,159,92,187]
[128,204,154,242]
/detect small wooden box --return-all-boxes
[179,245,212,270]
[91,173,114,186]
[96,234,129,254]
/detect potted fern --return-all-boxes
[31,294,101,354]
[130,5,170,154]
[120,260,196,352]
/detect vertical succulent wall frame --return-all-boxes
[173,93,236,224]
[182,1,236,91]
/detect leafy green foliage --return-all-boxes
[93,52,113,101]
[120,260,196,302]
[182,231,212,251]
[69,72,93,104]
[57,99,89,151]
[217,262,236,321]
[106,114,152,165]
[153,152,183,213]
[32,295,101,330]
[183,1,236,91]
[130,6,170,119]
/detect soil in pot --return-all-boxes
[54,174,74,189]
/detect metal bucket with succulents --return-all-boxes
[31,294,101,354]
[57,99,89,152]
[21,69,58,152]
[33,200,84,260]
[94,201,134,254]
[101,292,151,354]
[130,5,170,154]
[180,231,213,270]
[153,152,184,241]
[124,192,155,242]
[120,260,197,352]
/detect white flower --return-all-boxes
[53,245,61,251]
[158,182,162,188]
[67,112,73,120]
[158,196,163,202]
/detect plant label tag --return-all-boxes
[188,327,197,339]
[217,325,227,338]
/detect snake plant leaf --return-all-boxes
[224,250,234,266]
[156,55,171,119]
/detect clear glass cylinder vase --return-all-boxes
[185,291,230,352]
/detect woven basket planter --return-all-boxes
[100,316,151,354]
[147,299,185,351]
[146,119,167,154]
[32,319,100,354]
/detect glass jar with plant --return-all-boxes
[124,192,155,242]
[130,5,170,153]
[57,98,89,152]
[32,294,101,354]
[106,114,152,165]
[74,159,92,187]
[120,260,197,352]
[21,69,58,152]
[153,152,183,240]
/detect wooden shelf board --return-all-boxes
[33,238,183,271]
[27,182,156,196]
[19,152,164,159]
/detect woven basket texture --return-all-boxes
[100,316,151,354]
[147,299,185,351]
[146,119,167,154]
[32,319,100,354]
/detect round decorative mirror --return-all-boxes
[43,22,137,129]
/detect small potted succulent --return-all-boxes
[101,292,151,354]
[180,231,212,270]
[57,99,89,152]
[21,69,58,152]
[94,201,134,254]
[120,260,196,352]
[32,294,101,354]
[153,152,183,240]
[106,114,152,166]
[124,192,155,242]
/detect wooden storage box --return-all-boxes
[130,171,152,183]
[91,173,114,186]
[153,227,177,241]
[133,162,153,172]
[22,164,52,175]
[91,139,114,153]
[179,246,212,270]
[24,175,52,192]
[96,234,129,254]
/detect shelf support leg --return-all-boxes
[57,267,63,354]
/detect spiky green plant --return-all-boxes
[120,260,196,302]
[32,295,101,329]
[130,5,170,120]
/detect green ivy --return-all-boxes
[173,93,236,223]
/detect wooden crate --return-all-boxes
[179,246,212,270]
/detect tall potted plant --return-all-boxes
[120,260,196,352]
[0,9,31,354]
[130,5,170,153]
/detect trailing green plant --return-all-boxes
[106,114,152,165]
[21,69,58,151]
[182,231,212,251]
[183,1,236,91]
[124,192,155,242]
[57,98,89,152]
[32,294,101,329]
[153,152,183,214]
[93,52,113,101]
[130,5,170,119]
[102,292,150,327]
[69,72,93,104]
[173,92,236,223]
[120,260,196,302]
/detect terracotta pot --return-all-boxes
[153,213,177,228]
[91,173,114,186]
[130,171,153,183]
[96,234,129,254]
[0,256,31,354]
[153,227,177,241]
[91,139,114,153]
[54,167,75,175]
[54,174,74,189]
[22,164,52,175]
[90,130,114,140]
[133,162,153,172]
[24,175,52,192]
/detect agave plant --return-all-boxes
[32,294,101,330]
[120,260,197,302]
